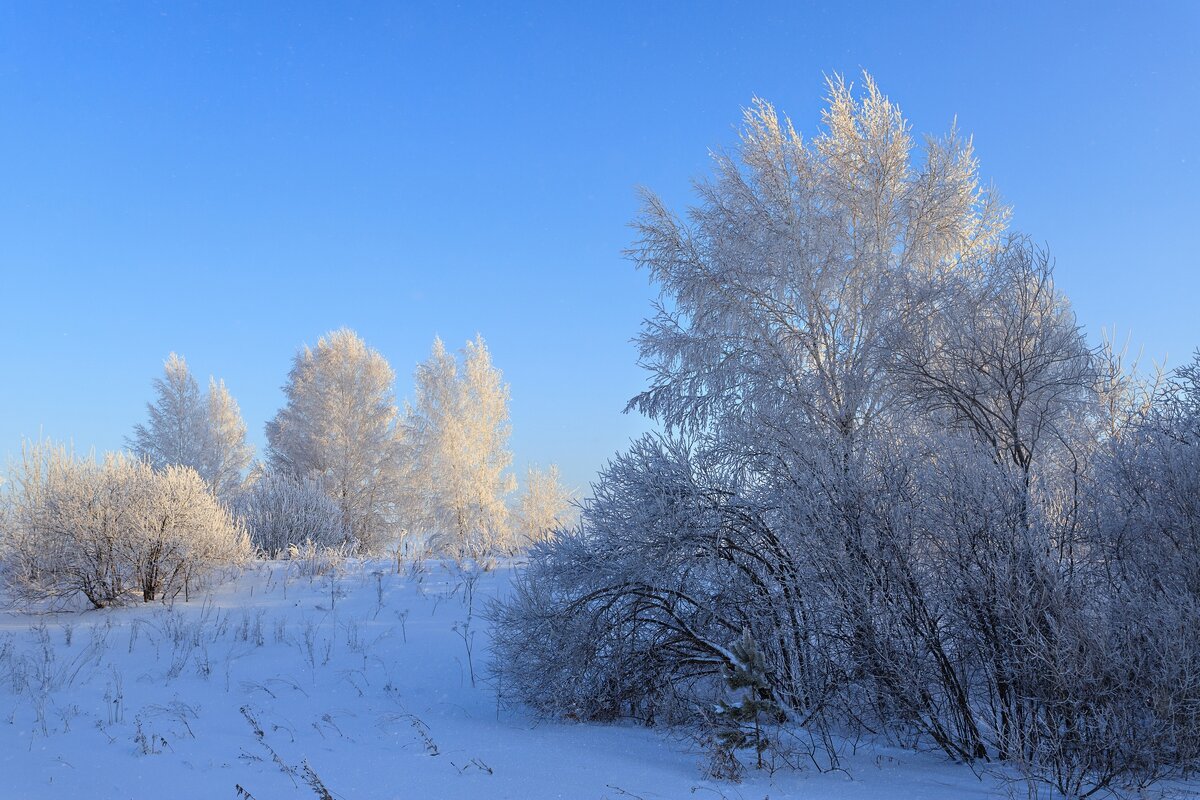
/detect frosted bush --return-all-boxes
[234,472,349,558]
[2,441,250,608]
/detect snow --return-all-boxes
[0,561,1042,798]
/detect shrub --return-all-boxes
[233,472,349,558]
[2,441,249,608]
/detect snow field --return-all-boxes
[0,560,1029,799]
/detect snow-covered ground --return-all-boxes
[0,561,1094,798]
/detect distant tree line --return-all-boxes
[0,329,574,608]
[491,74,1200,798]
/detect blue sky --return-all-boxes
[1,2,1196,492]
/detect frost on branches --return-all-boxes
[232,471,349,558]
[491,73,1200,798]
[129,353,254,502]
[265,329,404,555]
[402,335,517,559]
[514,464,576,549]
[1,441,249,608]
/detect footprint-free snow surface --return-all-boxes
[0,560,1062,798]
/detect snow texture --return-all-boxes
[0,561,1174,799]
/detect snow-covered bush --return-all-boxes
[490,522,696,725]
[233,472,349,558]
[1,441,249,608]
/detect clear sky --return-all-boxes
[1,2,1196,493]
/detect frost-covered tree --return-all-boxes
[514,464,575,549]
[894,238,1095,480]
[1101,351,1200,598]
[265,329,402,554]
[200,378,255,501]
[1,441,249,608]
[627,73,1008,450]
[403,335,516,558]
[580,72,1014,735]
[234,472,348,558]
[130,353,206,472]
[492,73,1200,795]
[129,354,253,501]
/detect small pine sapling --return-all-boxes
[713,628,783,772]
